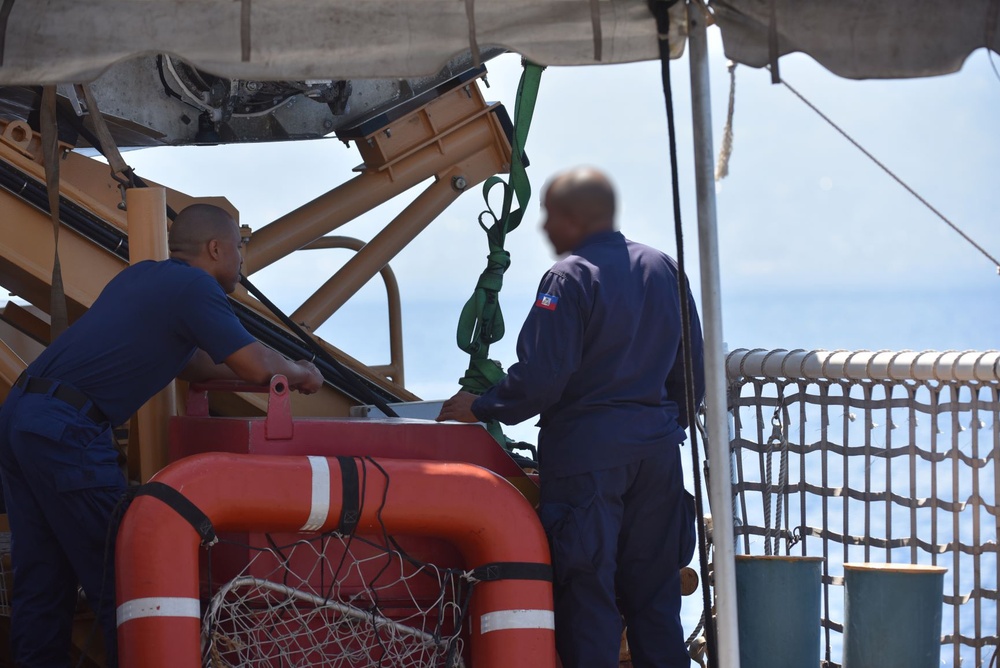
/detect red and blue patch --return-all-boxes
[535,292,559,311]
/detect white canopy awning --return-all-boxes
[0,0,682,85]
[1,1,995,86]
[712,0,1000,80]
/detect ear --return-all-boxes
[570,214,591,236]
[206,239,221,260]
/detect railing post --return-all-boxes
[688,2,741,665]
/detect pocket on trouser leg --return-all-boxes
[13,411,68,443]
[14,410,122,494]
[55,428,123,493]
[538,493,600,586]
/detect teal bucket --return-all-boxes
[843,563,946,668]
[735,555,823,668]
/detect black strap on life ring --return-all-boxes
[469,561,552,583]
[130,481,218,547]
[336,456,361,536]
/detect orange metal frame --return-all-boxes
[0,72,510,474]
[245,73,511,333]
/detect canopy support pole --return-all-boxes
[687,3,741,667]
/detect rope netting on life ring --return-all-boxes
[201,531,469,668]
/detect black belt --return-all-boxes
[14,374,109,425]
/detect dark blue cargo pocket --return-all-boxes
[14,411,68,442]
[15,410,122,492]
[54,427,123,492]
[679,491,696,567]
[538,493,599,586]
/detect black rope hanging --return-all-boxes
[647,2,719,667]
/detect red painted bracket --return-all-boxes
[186,375,293,439]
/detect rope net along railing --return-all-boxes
[201,531,469,667]
[726,348,1000,668]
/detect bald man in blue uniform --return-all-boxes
[438,168,704,667]
[0,204,324,667]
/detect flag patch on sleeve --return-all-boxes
[535,293,559,310]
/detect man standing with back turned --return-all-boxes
[0,203,324,667]
[437,167,704,667]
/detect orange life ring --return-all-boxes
[115,452,557,667]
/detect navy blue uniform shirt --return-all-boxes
[27,258,256,426]
[471,231,705,478]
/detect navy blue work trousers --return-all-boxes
[0,384,125,668]
[539,445,695,668]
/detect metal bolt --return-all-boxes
[452,176,468,191]
[323,119,334,130]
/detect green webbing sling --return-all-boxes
[455,61,544,446]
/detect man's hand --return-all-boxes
[290,360,324,394]
[435,391,480,423]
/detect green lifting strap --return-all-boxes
[455,61,544,447]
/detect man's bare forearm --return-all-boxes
[179,349,242,382]
[223,342,324,394]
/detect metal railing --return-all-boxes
[303,236,405,385]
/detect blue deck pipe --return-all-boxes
[843,563,946,668]
[735,555,823,668]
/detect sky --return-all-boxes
[124,29,1000,432]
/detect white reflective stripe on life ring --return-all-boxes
[480,609,555,634]
[301,455,331,532]
[116,597,200,626]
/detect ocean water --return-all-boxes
[315,286,998,666]
[320,286,999,438]
[720,287,1000,356]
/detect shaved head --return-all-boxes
[168,204,239,258]
[544,167,617,232]
[541,167,618,255]
[168,203,244,293]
